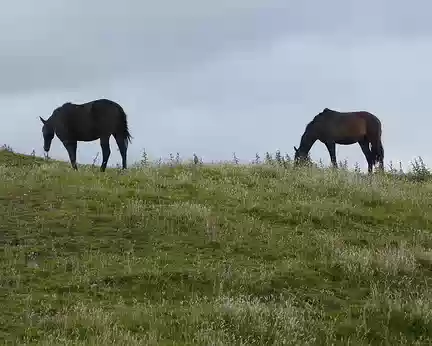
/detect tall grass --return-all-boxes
[0,144,431,344]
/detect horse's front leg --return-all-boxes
[63,140,78,170]
[100,137,111,172]
[325,142,337,168]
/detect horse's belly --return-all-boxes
[335,138,359,145]
[331,126,366,145]
[75,133,100,142]
[81,137,100,142]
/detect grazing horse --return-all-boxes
[294,108,384,173]
[39,98,132,172]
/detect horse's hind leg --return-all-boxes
[358,140,373,174]
[114,135,127,169]
[100,136,111,172]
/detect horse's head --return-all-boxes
[39,116,55,154]
[293,146,313,167]
[294,146,307,165]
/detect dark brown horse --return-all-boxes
[39,98,132,172]
[294,108,384,173]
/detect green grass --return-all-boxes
[1,148,432,345]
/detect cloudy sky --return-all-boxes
[0,0,431,171]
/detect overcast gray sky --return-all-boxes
[1,0,431,171]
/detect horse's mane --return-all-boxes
[303,107,338,132]
[304,107,333,131]
[302,119,316,139]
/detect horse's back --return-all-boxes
[67,99,122,113]
[323,110,381,127]
[90,98,121,108]
[313,110,375,142]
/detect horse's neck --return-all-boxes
[299,128,317,153]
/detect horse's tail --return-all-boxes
[369,117,384,167]
[370,138,384,164]
[118,106,132,147]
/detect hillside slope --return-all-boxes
[0,149,431,345]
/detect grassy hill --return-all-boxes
[0,147,431,345]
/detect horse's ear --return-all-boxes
[39,116,47,125]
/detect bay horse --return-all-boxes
[39,98,132,172]
[294,108,384,173]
